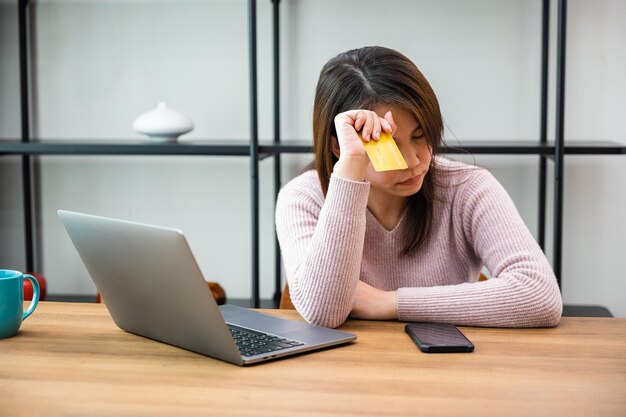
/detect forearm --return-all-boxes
[409,166,563,327]
[397,269,562,327]
[277,175,370,328]
[291,217,365,327]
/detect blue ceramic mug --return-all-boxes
[0,269,40,339]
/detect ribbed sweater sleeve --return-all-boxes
[397,169,563,327]
[276,163,562,329]
[275,173,370,328]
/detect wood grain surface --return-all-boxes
[0,302,624,417]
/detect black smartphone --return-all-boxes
[405,322,474,353]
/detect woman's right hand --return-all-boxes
[332,110,396,181]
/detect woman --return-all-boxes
[275,46,562,329]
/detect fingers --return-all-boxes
[372,116,382,140]
[350,281,398,321]
[350,110,390,142]
[381,117,393,133]
[353,111,367,134]
[361,111,380,141]
[384,111,397,135]
[335,109,393,143]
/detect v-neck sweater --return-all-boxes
[275,157,562,328]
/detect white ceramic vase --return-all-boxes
[132,102,194,142]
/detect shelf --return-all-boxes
[551,141,626,155]
[1,139,624,156]
[0,140,252,156]
[262,140,626,155]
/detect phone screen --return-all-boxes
[405,322,474,353]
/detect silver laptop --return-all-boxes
[58,210,356,365]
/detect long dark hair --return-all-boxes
[312,46,444,255]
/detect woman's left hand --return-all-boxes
[350,281,398,320]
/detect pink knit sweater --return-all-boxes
[275,157,562,328]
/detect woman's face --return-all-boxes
[365,105,432,200]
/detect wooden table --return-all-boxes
[1,302,625,417]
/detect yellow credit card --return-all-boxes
[360,131,408,172]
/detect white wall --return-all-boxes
[559,0,626,316]
[0,0,624,315]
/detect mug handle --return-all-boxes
[23,274,40,320]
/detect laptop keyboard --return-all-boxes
[228,324,305,357]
